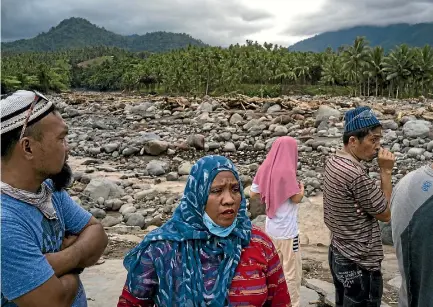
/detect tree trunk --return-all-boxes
[375,76,378,96]
[205,69,210,96]
[367,77,370,96]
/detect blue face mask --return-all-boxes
[203,212,237,237]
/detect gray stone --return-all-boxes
[178,162,193,175]
[88,147,101,155]
[143,140,168,156]
[134,189,157,200]
[328,127,339,136]
[146,160,167,176]
[84,179,124,201]
[427,140,433,152]
[265,137,278,150]
[387,275,402,290]
[122,206,137,215]
[103,143,119,153]
[300,286,320,307]
[166,172,179,181]
[105,199,123,211]
[223,142,236,152]
[122,147,140,156]
[64,107,80,117]
[129,102,152,115]
[240,175,253,187]
[148,215,164,227]
[90,208,106,219]
[254,141,266,150]
[391,143,401,152]
[267,104,281,113]
[379,221,393,245]
[383,131,398,142]
[119,204,134,214]
[126,213,146,228]
[403,120,431,138]
[305,278,335,307]
[243,119,261,131]
[135,132,161,144]
[249,198,266,220]
[409,139,419,147]
[315,106,341,126]
[220,132,232,141]
[198,101,213,113]
[97,197,105,206]
[273,125,288,136]
[187,134,205,150]
[229,113,243,125]
[381,120,399,130]
[101,216,121,227]
[407,147,425,157]
[310,179,321,189]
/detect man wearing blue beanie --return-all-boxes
[323,106,395,306]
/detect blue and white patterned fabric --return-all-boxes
[123,155,252,307]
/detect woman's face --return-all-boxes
[205,171,242,227]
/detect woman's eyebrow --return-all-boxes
[211,181,239,187]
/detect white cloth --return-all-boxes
[0,181,57,220]
[251,183,299,239]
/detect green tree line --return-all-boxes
[2,37,433,98]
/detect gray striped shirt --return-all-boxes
[323,150,387,271]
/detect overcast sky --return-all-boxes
[2,0,433,46]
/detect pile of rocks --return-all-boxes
[52,92,432,233]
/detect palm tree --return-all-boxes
[369,46,384,96]
[413,45,433,96]
[341,36,371,96]
[382,44,414,98]
[321,54,343,87]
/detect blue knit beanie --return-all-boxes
[344,106,381,133]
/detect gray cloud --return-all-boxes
[1,0,274,45]
[284,0,433,36]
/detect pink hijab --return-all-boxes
[253,136,300,219]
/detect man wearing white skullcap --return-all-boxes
[1,90,108,307]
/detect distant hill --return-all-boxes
[1,17,208,53]
[289,23,433,52]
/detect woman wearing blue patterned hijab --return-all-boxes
[118,155,291,307]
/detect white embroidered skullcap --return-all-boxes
[1,90,54,135]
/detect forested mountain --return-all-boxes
[289,23,433,52]
[1,17,207,53]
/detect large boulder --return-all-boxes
[315,106,341,127]
[129,102,153,116]
[83,178,124,202]
[187,134,205,149]
[403,120,431,138]
[126,213,146,228]
[146,160,167,176]
[249,198,266,220]
[143,140,168,156]
[379,221,393,246]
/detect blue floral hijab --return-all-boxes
[123,155,252,306]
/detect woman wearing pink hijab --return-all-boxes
[250,136,304,307]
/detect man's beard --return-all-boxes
[49,163,73,191]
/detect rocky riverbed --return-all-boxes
[51,91,431,306]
